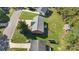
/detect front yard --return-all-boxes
[19,11,37,20]
[11,22,28,43]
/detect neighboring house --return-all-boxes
[30,40,46,51]
[31,16,44,34]
[36,7,48,16]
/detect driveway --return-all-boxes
[3,10,22,41]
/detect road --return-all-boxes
[3,10,22,41]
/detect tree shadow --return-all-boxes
[18,21,37,40]
[19,21,48,40]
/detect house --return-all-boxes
[36,7,48,16]
[30,40,46,51]
[31,16,44,34]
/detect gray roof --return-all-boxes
[36,7,48,15]
[30,40,46,51]
[31,16,44,33]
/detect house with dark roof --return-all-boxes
[31,16,44,34]
[36,7,48,16]
[30,40,46,51]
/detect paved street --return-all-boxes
[3,10,22,40]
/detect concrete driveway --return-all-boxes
[3,10,22,41]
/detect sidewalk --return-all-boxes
[10,43,31,50]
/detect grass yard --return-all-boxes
[0,28,4,36]
[7,8,14,17]
[19,11,37,20]
[8,48,27,51]
[11,22,28,43]
[44,8,64,40]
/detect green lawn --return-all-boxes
[11,29,27,43]
[8,48,27,51]
[19,11,37,20]
[7,8,14,17]
[43,8,64,40]
[0,28,4,36]
[11,22,28,43]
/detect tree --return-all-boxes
[0,8,9,23]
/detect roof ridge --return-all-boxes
[37,16,39,30]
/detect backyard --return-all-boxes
[44,8,64,40]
